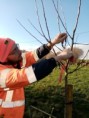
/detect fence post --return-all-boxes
[64,84,73,118]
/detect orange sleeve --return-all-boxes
[21,51,39,67]
[5,67,37,90]
[25,51,36,67]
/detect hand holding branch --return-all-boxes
[47,33,67,49]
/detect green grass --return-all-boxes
[24,66,89,118]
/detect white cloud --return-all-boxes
[77,45,89,60]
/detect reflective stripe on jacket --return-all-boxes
[0,51,39,118]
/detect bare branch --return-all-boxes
[69,50,89,74]
[40,0,63,56]
[59,0,67,31]
[56,0,65,49]
[74,43,89,45]
[16,19,43,44]
[52,0,72,39]
[72,0,81,49]
[73,0,81,38]
[68,64,86,74]
[28,19,48,41]
[57,0,61,33]
[41,0,51,41]
[35,0,48,42]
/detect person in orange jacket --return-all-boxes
[0,33,73,118]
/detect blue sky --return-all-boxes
[0,0,89,51]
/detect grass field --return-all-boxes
[24,65,89,118]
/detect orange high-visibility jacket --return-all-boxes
[0,50,39,118]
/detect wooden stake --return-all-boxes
[64,84,73,118]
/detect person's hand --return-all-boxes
[47,33,67,49]
[54,49,73,62]
[51,33,67,46]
